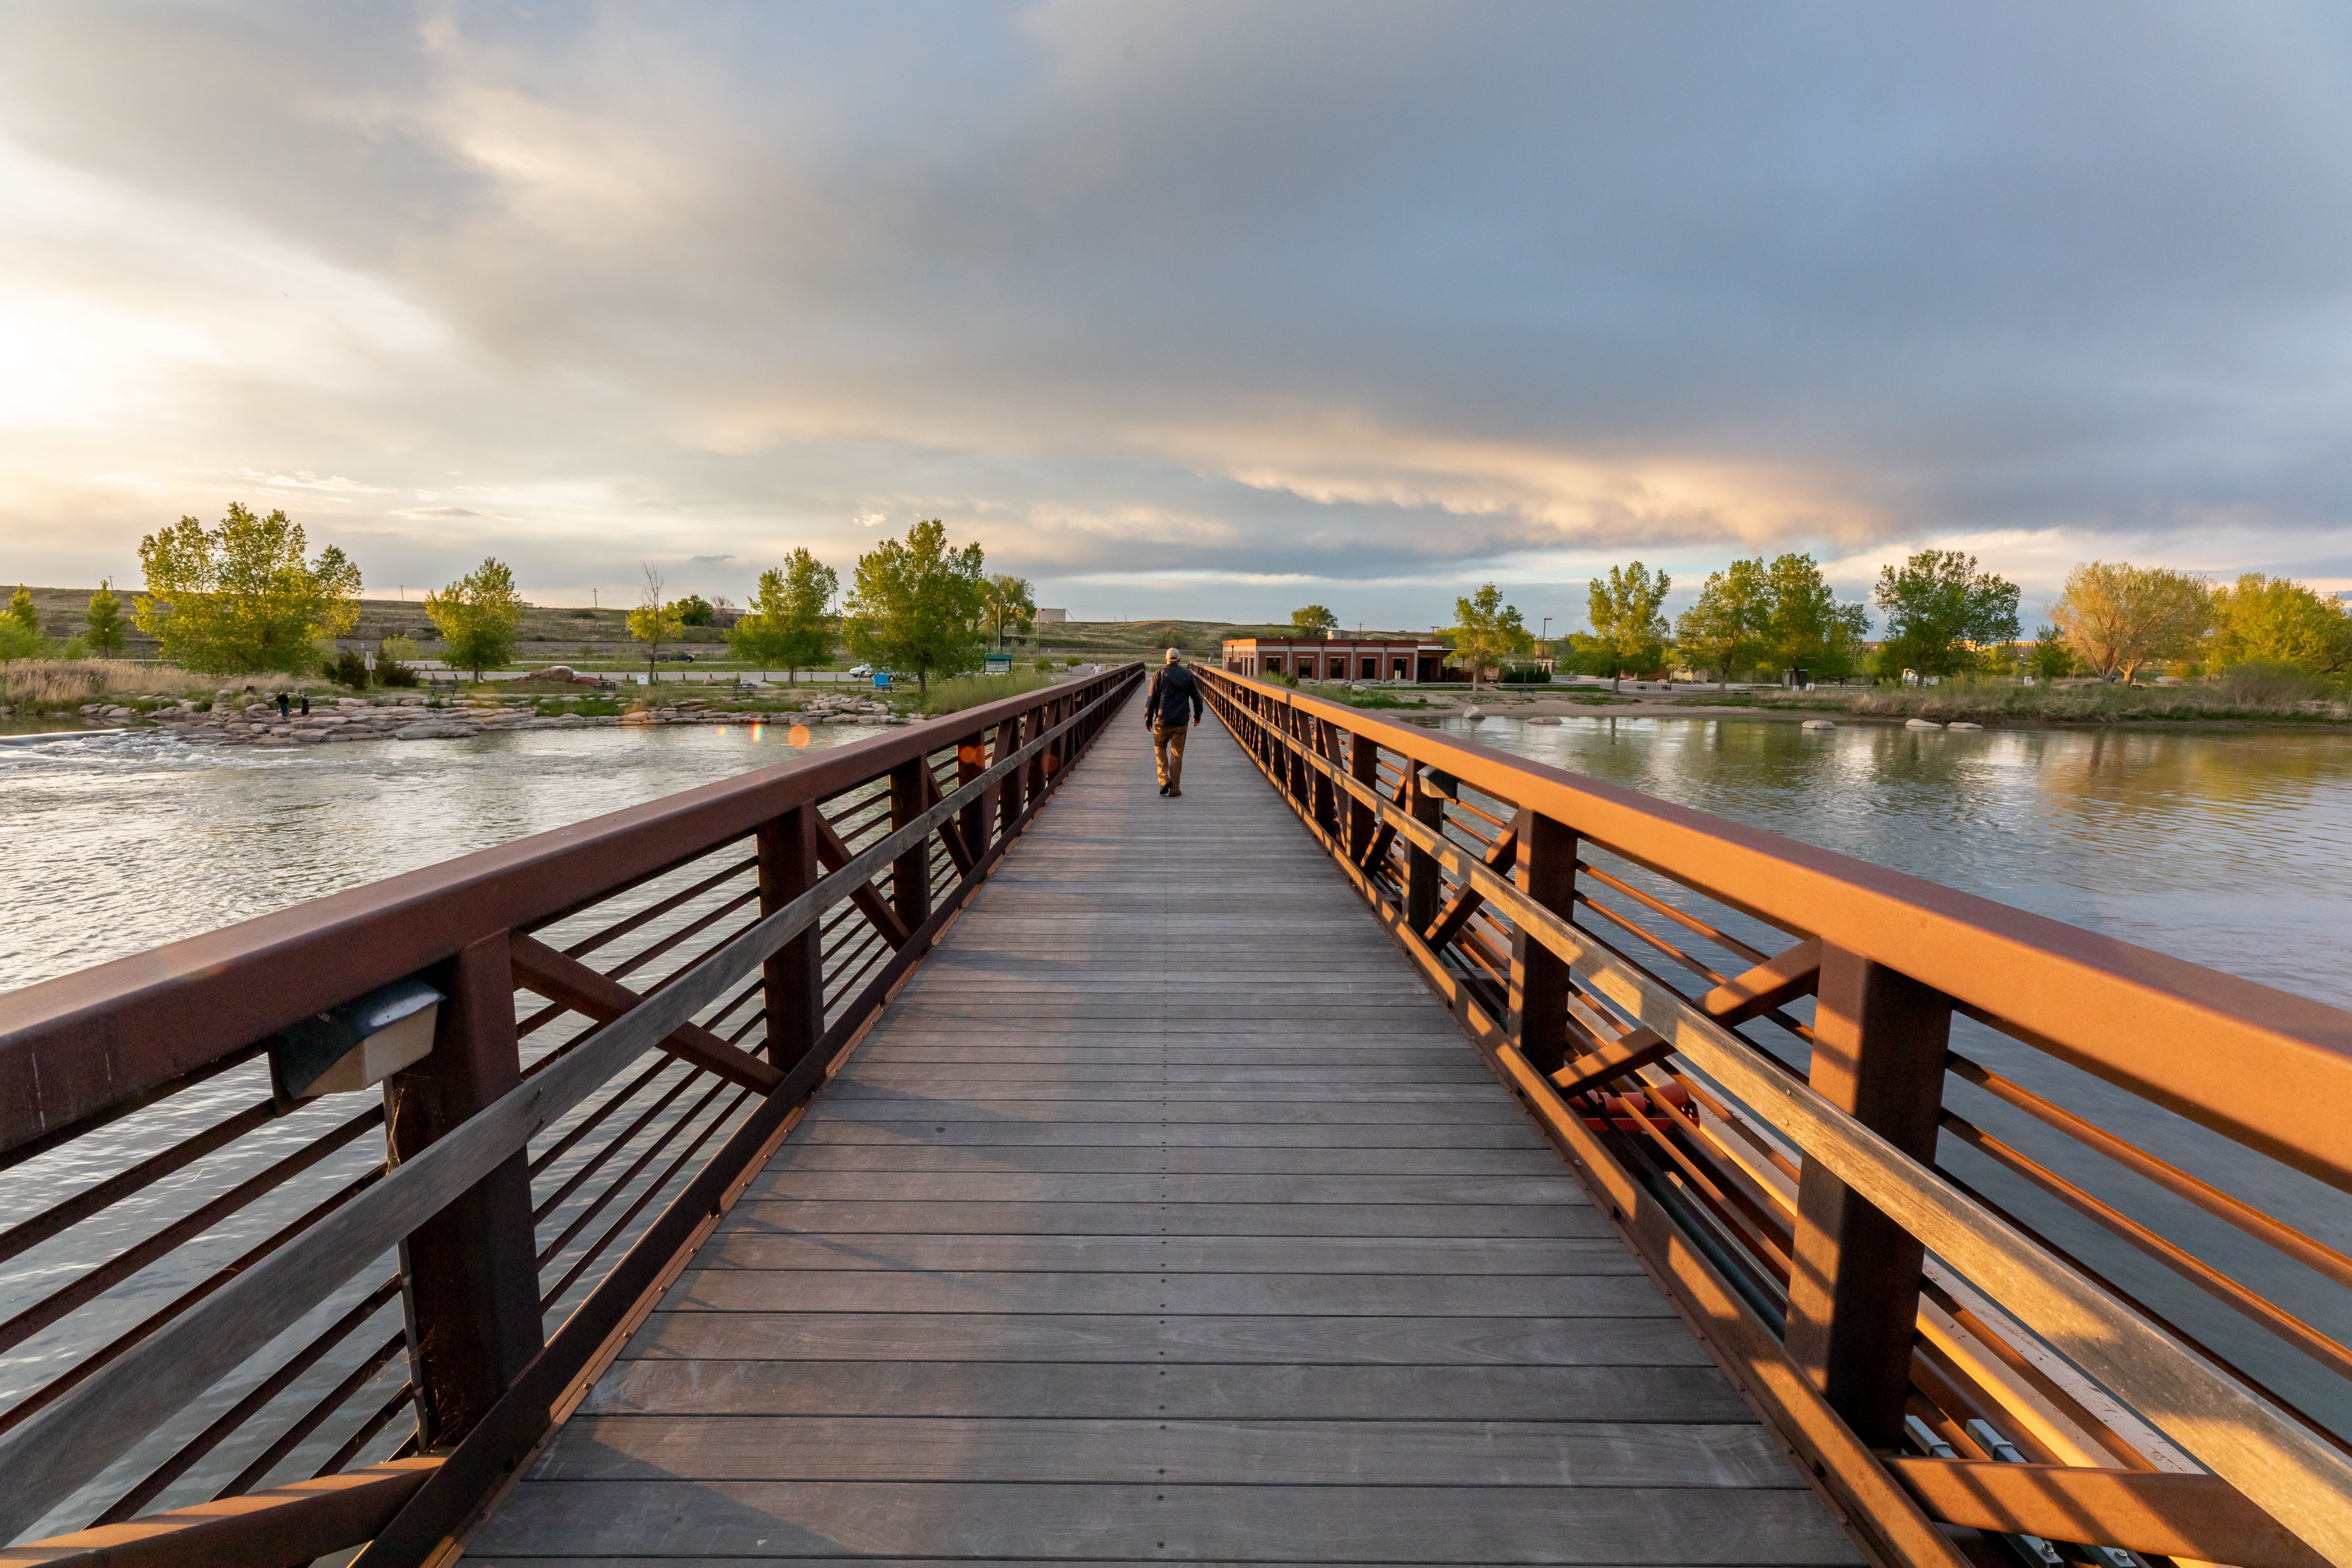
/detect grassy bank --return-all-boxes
[914,670,1066,717]
[1677,675,2350,726]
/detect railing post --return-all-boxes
[757,805,823,1072]
[1347,727,1379,864]
[888,760,931,931]
[1405,768,1444,935]
[957,730,988,863]
[1505,811,1578,1073]
[1310,719,1339,838]
[997,712,1026,833]
[386,930,544,1452]
[1784,945,1952,1448]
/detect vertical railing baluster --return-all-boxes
[1347,727,1380,866]
[997,712,1027,834]
[957,730,988,864]
[1505,811,1578,1074]
[388,930,544,1451]
[758,805,822,1070]
[1783,947,1952,1448]
[888,761,931,932]
[1405,767,1443,935]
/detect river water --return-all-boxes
[1,712,2348,1511]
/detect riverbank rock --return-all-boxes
[1802,719,1836,730]
[1946,721,1984,731]
[395,721,482,740]
[1462,705,1485,720]
[1905,718,1944,730]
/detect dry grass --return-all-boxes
[915,670,1066,716]
[0,660,299,708]
[1683,669,2350,725]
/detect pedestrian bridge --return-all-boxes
[0,665,2346,1568]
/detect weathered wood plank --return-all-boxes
[469,1480,1862,1562]
[530,1416,1807,1487]
[723,1200,1607,1236]
[743,1171,1589,1203]
[581,1360,1751,1421]
[758,1146,1568,1175]
[619,1312,1710,1365]
[662,1270,1670,1316]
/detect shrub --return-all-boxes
[1034,658,1055,672]
[919,670,1064,716]
[329,649,371,688]
[378,659,420,688]
[2213,660,2321,706]
[1500,665,1552,684]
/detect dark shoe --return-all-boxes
[1168,787,1182,797]
[1158,782,1170,795]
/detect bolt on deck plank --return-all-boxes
[466,717,1861,1567]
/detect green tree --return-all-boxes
[1762,553,1871,681]
[1584,562,1673,690]
[676,594,716,627]
[2050,562,2212,682]
[84,579,126,658]
[0,611,40,663]
[1872,550,2020,679]
[627,564,684,684]
[983,573,1037,648]
[1443,584,1532,689]
[1290,603,1339,637]
[843,518,988,692]
[728,548,839,682]
[133,505,361,675]
[1674,559,1769,688]
[2207,574,2352,675]
[7,585,37,639]
[424,557,527,682]
[2027,624,2076,682]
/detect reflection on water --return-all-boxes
[1443,713,2352,1439]
[0,721,887,994]
[1452,715,2352,1011]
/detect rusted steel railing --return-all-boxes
[1199,666,2352,1568]
[0,664,1141,1566]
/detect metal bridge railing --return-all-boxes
[0,664,1141,1566]
[1199,665,2352,1568]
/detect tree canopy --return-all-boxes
[1289,604,1339,637]
[0,588,40,662]
[133,505,362,674]
[1673,559,1769,687]
[626,565,683,678]
[1762,553,1871,680]
[83,580,126,658]
[1444,584,1531,688]
[675,594,717,627]
[2208,574,2352,674]
[2047,562,2210,682]
[729,548,839,680]
[1871,550,2020,678]
[983,573,1037,647]
[1582,562,1672,688]
[425,557,527,681]
[843,518,988,691]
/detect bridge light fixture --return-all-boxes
[270,976,445,1101]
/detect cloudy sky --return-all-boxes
[3,1,2349,630]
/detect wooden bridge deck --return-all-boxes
[468,714,1860,1566]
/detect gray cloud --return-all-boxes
[2,1,2348,626]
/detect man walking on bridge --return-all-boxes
[1146,647,1204,797]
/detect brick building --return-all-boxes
[1220,636,1453,682]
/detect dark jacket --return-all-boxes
[1146,664,1203,726]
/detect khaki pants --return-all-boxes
[1153,722,1189,789]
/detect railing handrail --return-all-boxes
[0,668,1144,1164]
[1202,670,2352,1192]
[0,684,1128,1544]
[1198,667,2352,1568]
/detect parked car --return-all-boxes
[846,664,873,676]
